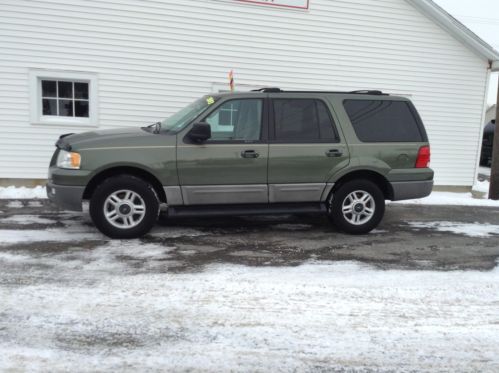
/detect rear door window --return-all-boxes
[272,99,338,142]
[343,100,424,142]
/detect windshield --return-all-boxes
[161,96,217,132]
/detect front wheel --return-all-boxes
[89,175,160,239]
[328,179,385,235]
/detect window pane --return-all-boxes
[343,100,423,142]
[41,80,57,98]
[219,109,234,126]
[58,81,73,98]
[274,99,320,141]
[316,101,337,140]
[42,99,57,115]
[206,99,262,141]
[75,100,89,117]
[59,99,74,116]
[74,82,89,99]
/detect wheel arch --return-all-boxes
[83,166,167,203]
[330,170,393,200]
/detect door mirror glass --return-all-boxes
[187,122,211,142]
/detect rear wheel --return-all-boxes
[89,175,160,238]
[328,179,385,234]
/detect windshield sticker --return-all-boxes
[206,96,215,105]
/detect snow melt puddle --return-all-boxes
[408,221,499,238]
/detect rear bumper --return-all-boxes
[390,180,433,201]
[46,183,85,211]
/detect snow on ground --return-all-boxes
[479,166,491,177]
[1,259,499,371]
[391,191,499,207]
[0,214,58,225]
[408,221,499,238]
[391,180,499,207]
[0,186,46,199]
[2,182,499,207]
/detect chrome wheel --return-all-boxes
[103,190,146,229]
[341,190,375,226]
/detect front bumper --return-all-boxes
[46,183,85,211]
[390,180,434,201]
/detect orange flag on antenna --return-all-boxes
[229,70,234,91]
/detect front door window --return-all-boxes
[205,99,263,142]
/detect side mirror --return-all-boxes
[187,122,211,143]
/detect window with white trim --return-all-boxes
[29,70,98,126]
[41,80,89,117]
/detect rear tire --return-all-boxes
[328,179,385,235]
[89,175,160,239]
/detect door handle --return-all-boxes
[241,150,259,159]
[325,149,343,158]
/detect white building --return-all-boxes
[1,0,498,187]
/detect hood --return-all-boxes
[56,127,175,151]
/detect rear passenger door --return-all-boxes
[268,96,349,203]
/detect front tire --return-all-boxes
[89,175,160,239]
[329,179,385,235]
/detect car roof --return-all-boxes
[210,88,412,101]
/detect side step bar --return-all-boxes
[166,203,327,218]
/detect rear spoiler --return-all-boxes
[55,133,74,151]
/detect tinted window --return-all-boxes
[205,99,262,142]
[273,99,338,142]
[343,100,423,142]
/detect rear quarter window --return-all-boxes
[343,99,424,142]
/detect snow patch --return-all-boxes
[391,191,499,207]
[1,262,499,371]
[0,215,57,225]
[408,221,499,238]
[0,186,47,199]
[6,201,24,208]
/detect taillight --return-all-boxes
[415,146,430,168]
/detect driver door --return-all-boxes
[176,97,269,205]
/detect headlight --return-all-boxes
[57,150,81,169]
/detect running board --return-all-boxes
[166,203,326,218]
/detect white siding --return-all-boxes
[0,0,489,185]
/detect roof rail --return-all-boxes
[250,88,388,95]
[349,90,384,95]
[251,87,282,93]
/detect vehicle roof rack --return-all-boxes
[250,88,388,95]
[349,90,384,95]
[251,87,283,93]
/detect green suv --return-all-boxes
[47,88,433,238]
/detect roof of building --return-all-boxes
[406,0,499,70]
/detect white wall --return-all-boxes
[0,0,490,185]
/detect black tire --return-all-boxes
[328,179,385,235]
[89,175,160,239]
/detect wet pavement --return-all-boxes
[0,199,498,274]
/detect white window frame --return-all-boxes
[29,69,98,127]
